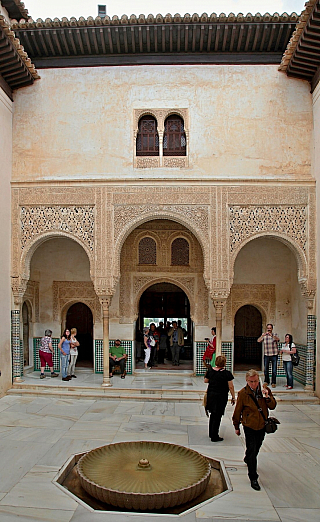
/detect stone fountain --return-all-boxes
[77,441,211,511]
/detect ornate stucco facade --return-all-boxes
[0,1,319,395]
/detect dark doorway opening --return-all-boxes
[66,303,93,368]
[234,305,262,371]
[136,282,193,369]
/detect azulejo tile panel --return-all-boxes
[33,338,60,372]
[196,341,233,375]
[95,340,132,374]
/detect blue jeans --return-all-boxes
[264,355,277,385]
[283,360,293,387]
[60,353,69,378]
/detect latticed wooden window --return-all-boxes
[136,116,159,156]
[163,115,186,156]
[171,238,189,265]
[139,237,157,265]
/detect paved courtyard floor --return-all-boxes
[0,373,319,522]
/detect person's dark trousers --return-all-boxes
[148,346,156,367]
[109,358,126,374]
[243,426,266,481]
[171,342,180,365]
[264,355,277,384]
[209,412,222,440]
[158,349,165,364]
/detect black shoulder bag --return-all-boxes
[249,394,280,434]
[291,349,300,366]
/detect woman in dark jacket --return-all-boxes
[204,355,236,442]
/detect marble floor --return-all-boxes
[0,374,319,522]
[20,369,306,392]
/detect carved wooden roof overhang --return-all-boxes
[0,14,39,99]
[11,12,299,68]
[2,0,29,21]
[279,0,320,91]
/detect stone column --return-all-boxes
[11,306,23,383]
[100,296,113,388]
[11,278,27,383]
[158,129,163,167]
[213,300,225,357]
[306,313,316,391]
[302,290,316,392]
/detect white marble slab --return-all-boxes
[113,401,145,415]
[118,419,188,435]
[111,432,189,445]
[130,414,181,424]
[0,440,52,493]
[196,467,279,521]
[0,465,78,511]
[0,426,68,444]
[258,452,320,508]
[0,411,74,430]
[175,402,202,417]
[0,506,74,522]
[276,508,320,522]
[140,401,175,416]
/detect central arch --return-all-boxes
[136,282,193,370]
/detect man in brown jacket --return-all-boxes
[232,369,277,491]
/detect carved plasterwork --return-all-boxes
[20,205,95,252]
[226,284,276,325]
[163,157,188,168]
[53,281,101,322]
[11,184,316,316]
[23,280,39,322]
[114,204,208,244]
[135,157,160,169]
[229,205,307,254]
[216,186,315,300]
[119,219,208,323]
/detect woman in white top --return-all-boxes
[280,333,296,389]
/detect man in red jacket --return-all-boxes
[232,369,277,491]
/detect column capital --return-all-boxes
[98,296,112,311]
[299,280,316,312]
[11,276,28,306]
[212,299,226,319]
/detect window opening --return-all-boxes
[171,238,189,265]
[163,115,186,156]
[136,116,159,156]
[139,237,157,265]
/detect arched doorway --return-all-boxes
[66,303,93,368]
[234,305,262,371]
[137,282,193,369]
[22,301,30,367]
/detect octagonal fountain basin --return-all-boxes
[77,441,211,511]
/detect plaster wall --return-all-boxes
[0,89,12,396]
[230,238,306,343]
[12,65,312,182]
[312,82,320,396]
[29,238,91,337]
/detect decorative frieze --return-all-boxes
[52,281,101,322]
[23,280,40,322]
[20,205,95,252]
[226,284,276,325]
[229,205,307,254]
